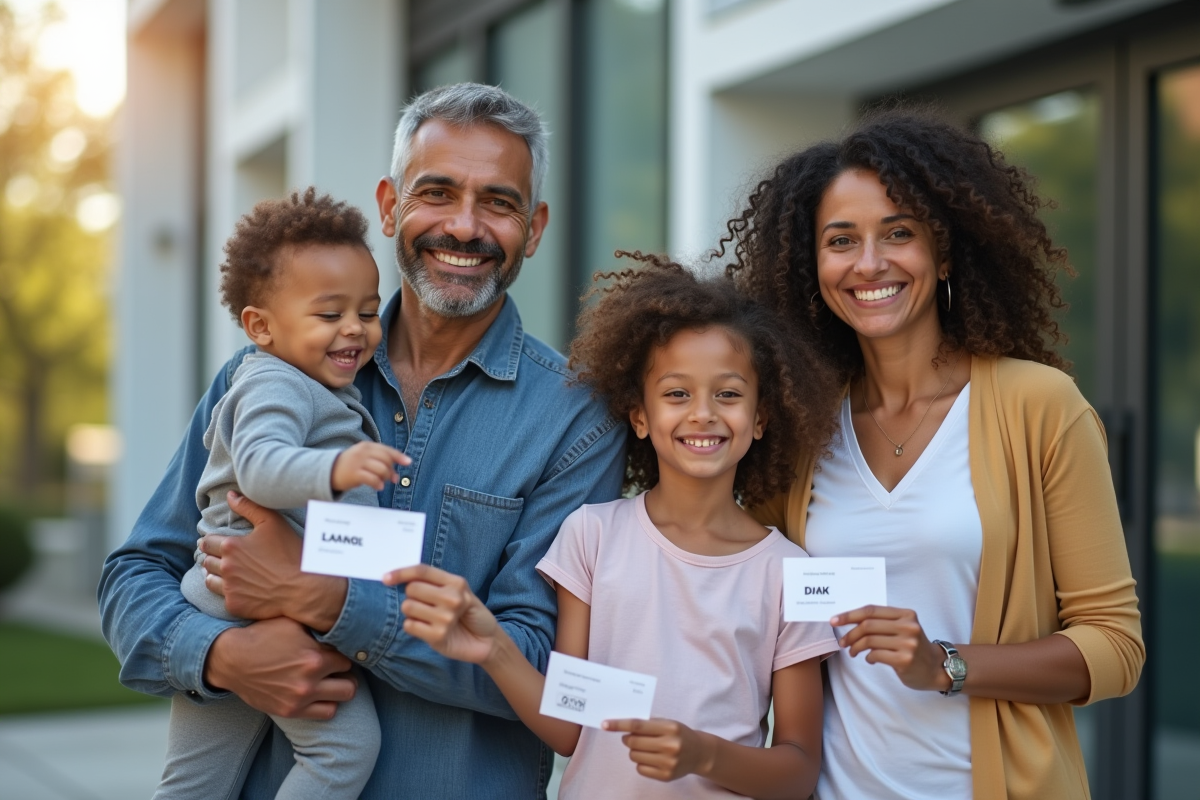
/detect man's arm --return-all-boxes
[98,357,241,699]
[318,415,626,719]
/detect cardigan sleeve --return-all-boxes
[1042,408,1145,704]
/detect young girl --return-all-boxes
[386,258,842,799]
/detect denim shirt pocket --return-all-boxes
[431,485,525,589]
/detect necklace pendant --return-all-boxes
[894,446,904,457]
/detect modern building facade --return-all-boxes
[116,1,1199,797]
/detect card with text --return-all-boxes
[783,557,887,622]
[538,652,657,729]
[301,500,425,581]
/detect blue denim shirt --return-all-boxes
[99,293,626,799]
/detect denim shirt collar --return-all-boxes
[374,288,525,383]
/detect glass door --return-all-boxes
[1150,58,1200,800]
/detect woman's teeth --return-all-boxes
[682,437,722,448]
[433,252,484,267]
[853,285,901,301]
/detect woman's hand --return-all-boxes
[602,718,717,782]
[384,564,500,665]
[831,605,949,692]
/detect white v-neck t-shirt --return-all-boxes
[806,384,981,800]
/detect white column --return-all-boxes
[109,20,204,549]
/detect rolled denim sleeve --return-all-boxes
[98,351,250,701]
[316,415,626,719]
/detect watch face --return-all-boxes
[946,655,967,680]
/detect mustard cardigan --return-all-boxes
[753,356,1144,800]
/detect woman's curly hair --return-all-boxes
[569,253,841,507]
[718,107,1071,380]
[220,187,371,323]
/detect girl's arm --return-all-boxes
[605,656,823,800]
[385,564,588,756]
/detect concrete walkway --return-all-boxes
[0,705,170,800]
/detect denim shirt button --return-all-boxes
[400,476,411,487]
[393,412,404,423]
[187,690,199,698]
[423,397,434,409]
[355,650,368,662]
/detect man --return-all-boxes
[100,83,626,799]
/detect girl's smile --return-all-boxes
[630,327,765,488]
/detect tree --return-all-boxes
[0,1,113,500]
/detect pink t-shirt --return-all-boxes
[536,493,838,799]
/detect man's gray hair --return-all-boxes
[390,83,550,211]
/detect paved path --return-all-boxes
[0,705,170,800]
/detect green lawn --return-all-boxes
[0,622,166,715]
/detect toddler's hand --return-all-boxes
[384,564,501,665]
[331,442,410,492]
[602,718,717,782]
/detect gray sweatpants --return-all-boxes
[154,667,379,800]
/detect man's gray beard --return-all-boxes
[396,239,523,318]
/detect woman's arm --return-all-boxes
[605,656,824,799]
[833,605,1090,704]
[385,565,587,755]
[833,404,1145,705]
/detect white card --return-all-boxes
[538,652,657,729]
[301,500,425,581]
[783,557,887,622]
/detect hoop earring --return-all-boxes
[808,289,832,330]
[942,278,952,312]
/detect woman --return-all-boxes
[723,110,1144,800]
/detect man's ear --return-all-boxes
[523,201,550,258]
[629,405,650,440]
[376,177,399,238]
[241,306,274,347]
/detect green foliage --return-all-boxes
[0,1,113,503]
[0,505,33,592]
[0,622,165,715]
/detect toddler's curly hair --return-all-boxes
[219,187,371,323]
[569,254,841,507]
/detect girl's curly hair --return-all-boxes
[569,253,841,507]
[220,187,371,323]
[718,107,1071,380]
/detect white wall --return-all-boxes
[110,6,205,549]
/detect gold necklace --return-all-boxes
[861,355,962,457]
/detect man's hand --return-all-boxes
[603,718,718,782]
[332,442,411,492]
[204,617,356,719]
[200,492,347,632]
[384,564,500,666]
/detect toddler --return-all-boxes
[156,188,408,800]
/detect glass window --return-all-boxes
[579,0,668,289]
[979,90,1100,401]
[978,87,1102,785]
[414,43,474,94]
[1152,59,1200,800]
[489,0,568,349]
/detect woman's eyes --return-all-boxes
[888,227,915,240]
[828,235,853,247]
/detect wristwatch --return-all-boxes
[933,640,967,696]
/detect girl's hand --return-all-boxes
[602,718,717,782]
[831,605,949,692]
[384,564,500,665]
